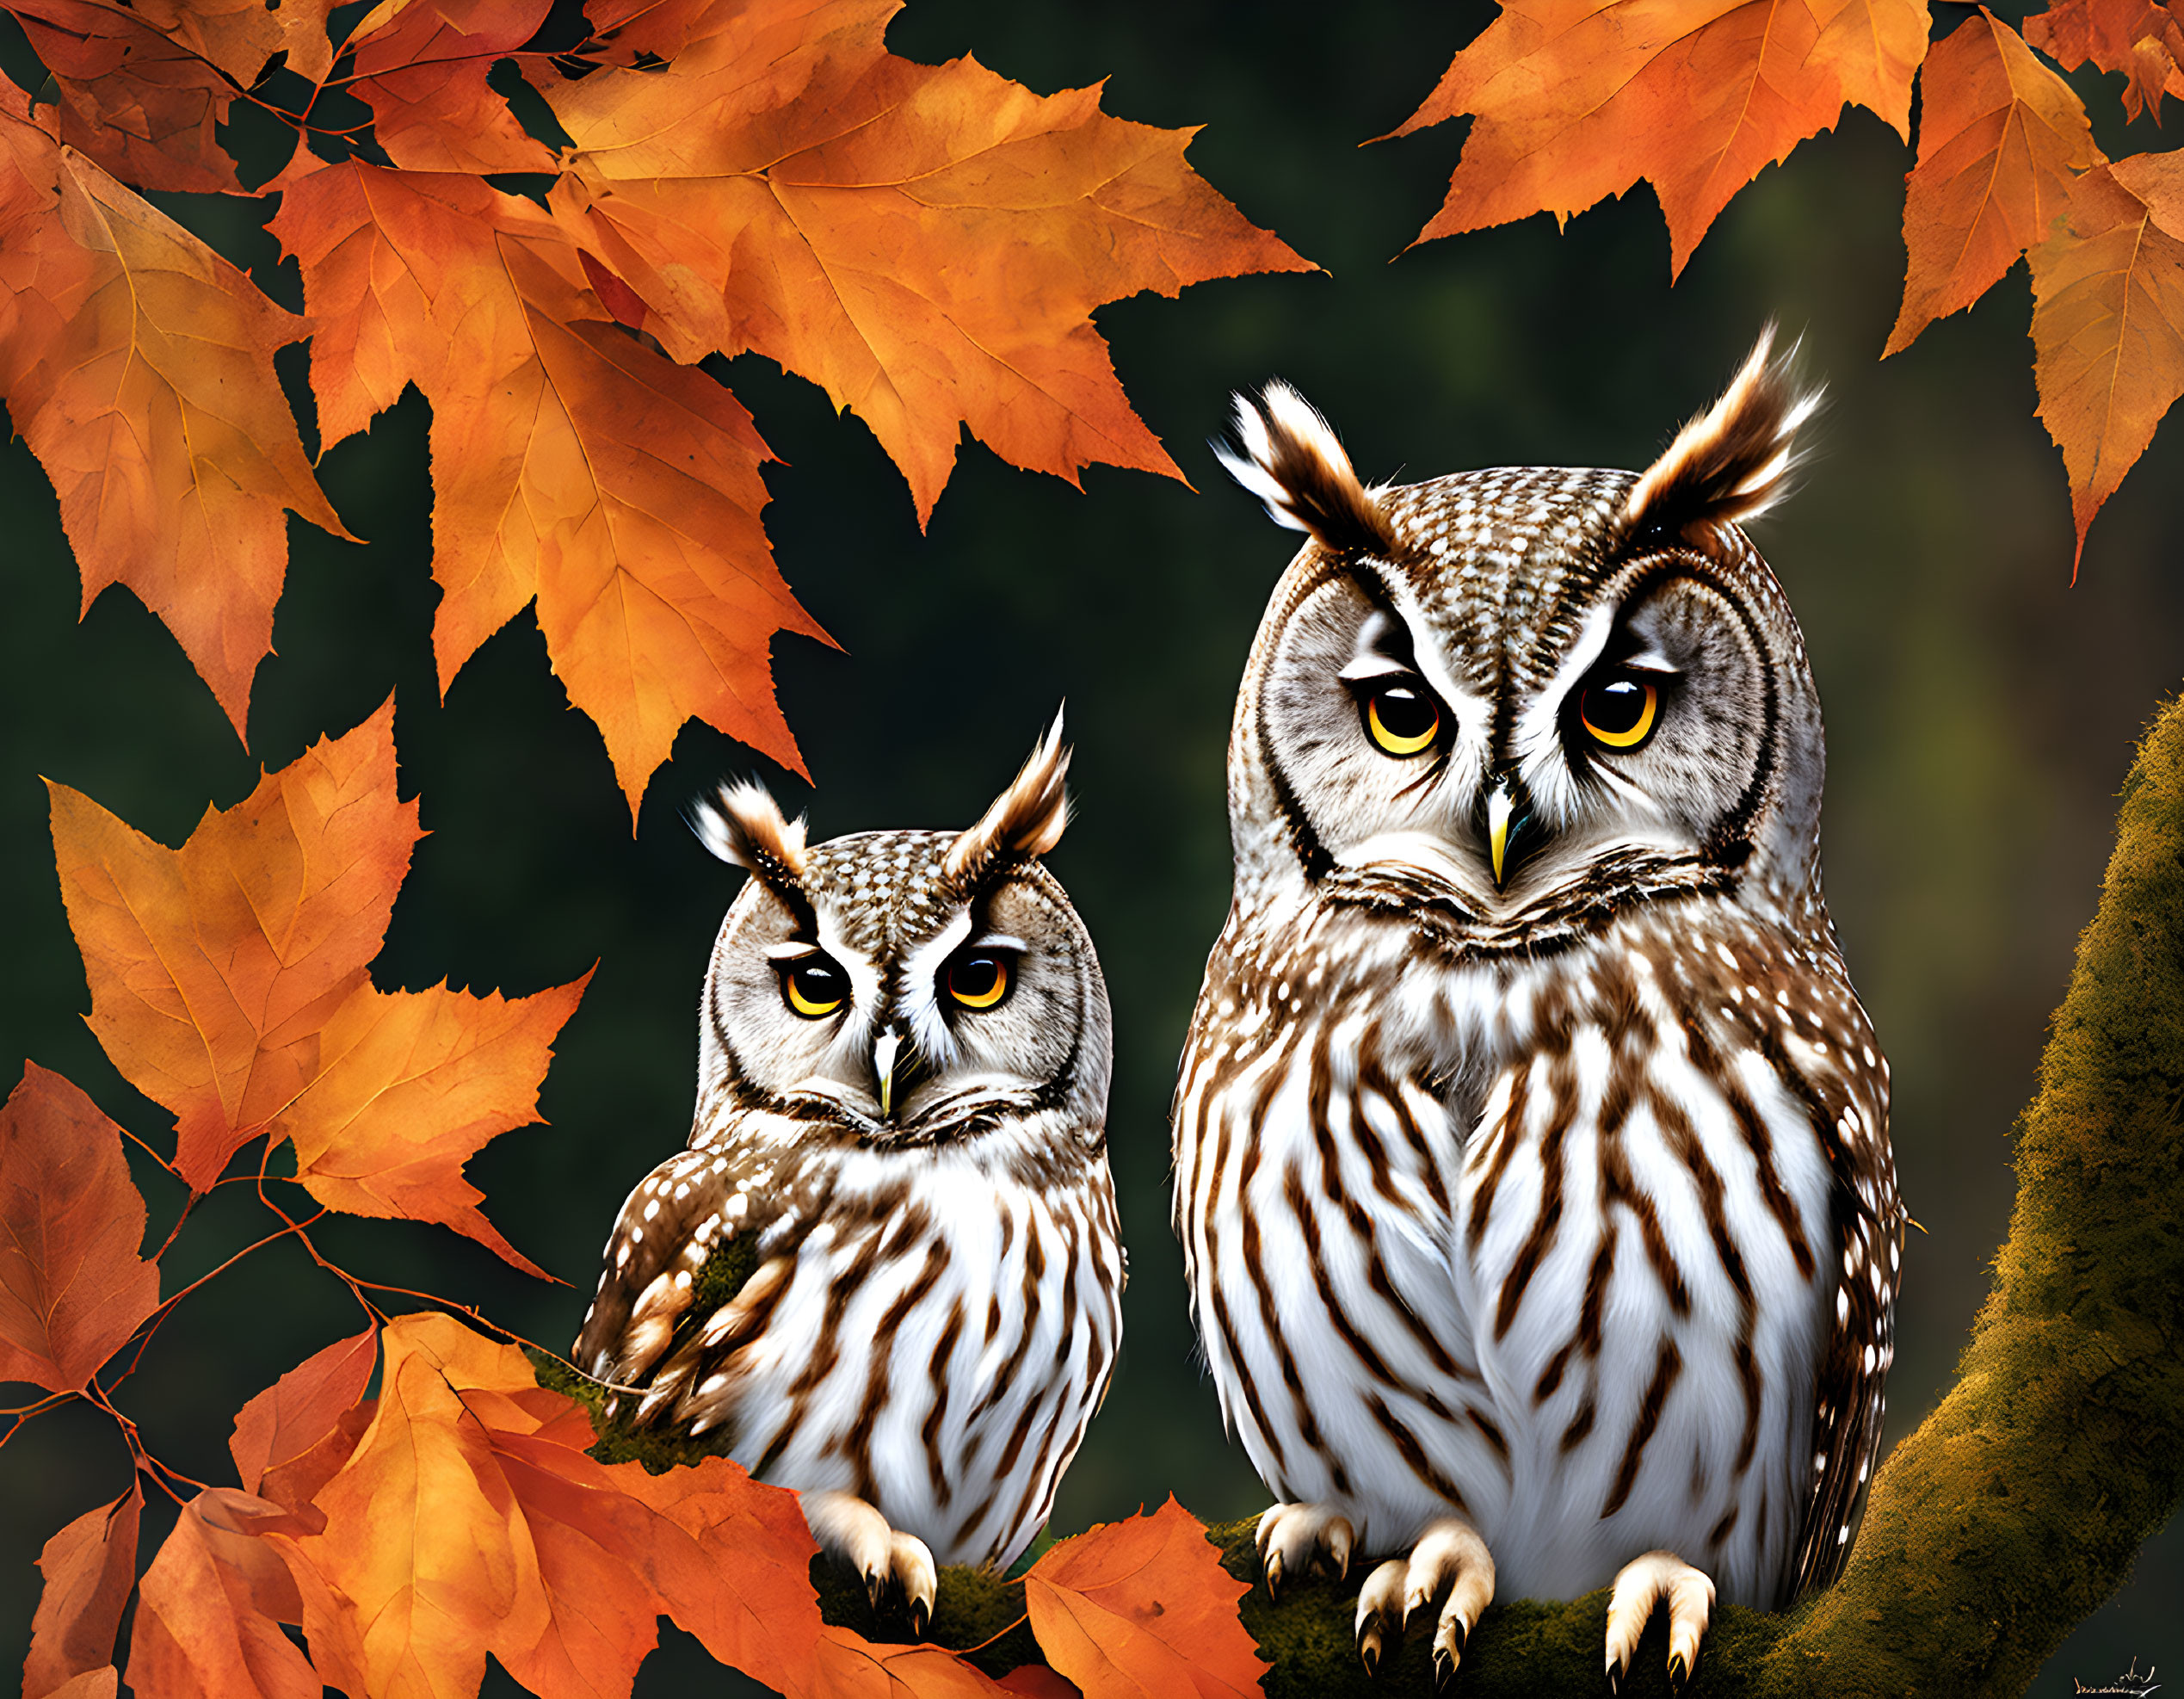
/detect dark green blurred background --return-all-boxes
[3,0,2179,1690]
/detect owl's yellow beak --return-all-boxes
[873,1028,902,1119]
[1486,782,1517,888]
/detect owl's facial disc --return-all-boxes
[702,848,1104,1140]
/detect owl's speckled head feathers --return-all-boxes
[1218,331,1829,936]
[689,714,1110,1143]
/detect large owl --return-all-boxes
[1173,335,1900,1690]
[577,719,1124,1633]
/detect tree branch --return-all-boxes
[540,695,2184,1696]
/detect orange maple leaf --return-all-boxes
[1391,0,1931,275]
[8,0,244,193]
[3,0,336,192]
[343,0,563,174]
[2029,150,2184,568]
[815,1629,1033,1697]
[1886,9,2103,356]
[277,1311,826,1699]
[0,1065,162,1394]
[47,700,587,1270]
[228,1327,379,1496]
[0,85,350,738]
[268,162,834,815]
[1021,1498,1266,1699]
[125,1488,322,1699]
[2026,0,2184,120]
[23,1484,141,1699]
[546,0,1315,522]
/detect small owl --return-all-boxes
[1173,334,1900,1690]
[577,718,1124,1632]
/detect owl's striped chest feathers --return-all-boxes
[1175,890,1887,1606]
[592,1109,1124,1570]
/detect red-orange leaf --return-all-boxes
[228,1327,379,1495]
[1022,1498,1265,1699]
[1392,0,1931,275]
[126,1488,320,1699]
[9,0,243,193]
[2029,151,2184,568]
[2026,0,2184,120]
[1886,9,2102,356]
[5,0,336,188]
[995,1665,1083,1698]
[48,701,584,1267]
[23,1484,141,1699]
[545,0,1315,522]
[0,87,349,738]
[815,1629,1027,1697]
[277,1312,826,1699]
[268,161,834,816]
[40,1673,118,1699]
[343,0,562,173]
[0,1065,161,1394]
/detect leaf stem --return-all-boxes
[0,1390,75,1452]
[947,1610,1029,1657]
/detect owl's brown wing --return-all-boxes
[572,1134,803,1436]
[1788,1072,1902,1597]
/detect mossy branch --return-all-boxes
[542,697,2184,1696]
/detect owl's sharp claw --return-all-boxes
[1606,1661,1623,1697]
[1355,1556,1407,1673]
[1256,1501,1354,1597]
[800,1491,938,1634]
[1356,1517,1493,1681]
[1604,1550,1715,1696]
[891,1529,937,1640]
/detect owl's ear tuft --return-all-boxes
[945,711,1073,884]
[692,780,809,887]
[1217,381,1399,559]
[1625,327,1823,541]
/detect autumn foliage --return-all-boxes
[10,0,2178,1692]
[5,703,1271,1698]
[1397,0,2184,567]
[0,0,1309,815]
[0,2,1305,1688]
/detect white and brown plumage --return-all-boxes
[577,719,1124,1630]
[1175,333,1898,1689]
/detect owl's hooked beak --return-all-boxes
[1483,780,1533,889]
[872,1027,904,1119]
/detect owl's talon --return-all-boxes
[1604,1551,1715,1696]
[800,1491,938,1632]
[1256,1501,1353,1599]
[891,1529,937,1640]
[1432,1646,1456,1696]
[1355,1556,1409,1671]
[1355,1518,1493,1681]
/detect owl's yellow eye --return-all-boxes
[946,952,1011,1010]
[781,958,847,1018]
[1365,684,1441,757]
[1579,675,1660,750]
